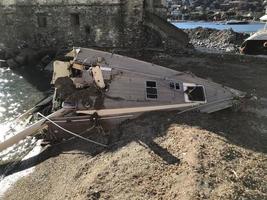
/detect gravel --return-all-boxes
[184,27,250,53]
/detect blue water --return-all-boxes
[173,21,266,33]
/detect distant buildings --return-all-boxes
[167,0,266,21]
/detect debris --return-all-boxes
[1,49,267,200]
[240,28,267,55]
[0,48,245,152]
[184,27,249,52]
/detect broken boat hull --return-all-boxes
[240,40,267,55]
[240,29,267,55]
[0,48,244,152]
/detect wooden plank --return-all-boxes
[77,103,200,117]
[0,108,70,152]
[72,63,84,71]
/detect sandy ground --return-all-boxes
[2,51,267,200]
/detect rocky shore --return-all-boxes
[0,27,250,71]
[0,45,60,70]
[184,27,249,53]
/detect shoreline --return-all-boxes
[171,20,266,34]
[171,20,265,24]
[2,50,267,200]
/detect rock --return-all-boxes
[6,58,19,68]
[4,47,57,68]
[226,46,236,53]
[0,44,6,62]
[0,48,5,60]
[184,27,249,53]
[14,53,28,65]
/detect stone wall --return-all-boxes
[0,0,190,53]
[121,0,145,48]
[144,12,190,53]
[0,0,126,49]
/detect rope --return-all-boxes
[37,113,107,147]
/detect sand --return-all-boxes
[2,51,267,200]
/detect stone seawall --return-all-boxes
[0,0,191,68]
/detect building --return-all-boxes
[0,0,189,52]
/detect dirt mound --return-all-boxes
[3,108,267,200]
[184,27,249,52]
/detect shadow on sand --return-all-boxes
[1,106,266,177]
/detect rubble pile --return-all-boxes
[184,27,249,52]
[0,45,57,70]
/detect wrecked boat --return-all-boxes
[0,48,244,151]
[240,25,267,55]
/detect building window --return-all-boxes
[70,13,80,26]
[37,14,47,28]
[146,81,158,99]
[170,81,181,90]
[85,25,91,34]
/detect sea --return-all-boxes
[0,68,45,197]
[173,21,266,33]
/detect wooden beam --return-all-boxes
[0,108,70,152]
[77,103,200,117]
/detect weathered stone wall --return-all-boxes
[121,0,145,48]
[0,0,125,49]
[0,0,190,54]
[144,12,190,53]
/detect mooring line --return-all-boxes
[37,113,107,147]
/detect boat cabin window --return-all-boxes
[184,84,206,102]
[169,82,174,89]
[175,83,180,90]
[146,81,158,99]
[170,81,181,90]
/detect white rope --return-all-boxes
[37,113,107,147]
